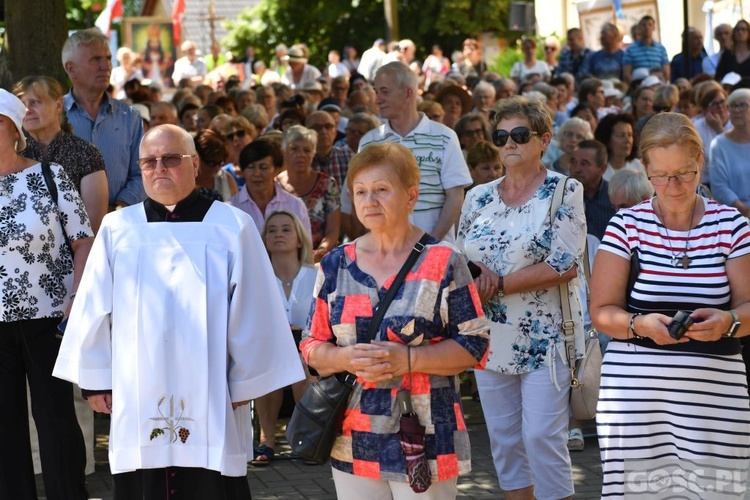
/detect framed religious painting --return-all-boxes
[123,17,176,88]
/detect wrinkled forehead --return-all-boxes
[141,127,194,156]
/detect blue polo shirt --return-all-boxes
[623,40,669,72]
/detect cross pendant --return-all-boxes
[679,254,690,269]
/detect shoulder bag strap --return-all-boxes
[549,177,589,379]
[364,233,431,344]
[40,162,74,258]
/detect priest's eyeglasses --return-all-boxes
[138,154,196,171]
[647,170,697,186]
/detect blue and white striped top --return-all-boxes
[622,40,669,72]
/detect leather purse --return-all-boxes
[551,177,602,421]
[286,234,431,464]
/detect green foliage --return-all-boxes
[488,33,565,78]
[223,0,515,69]
[65,0,143,31]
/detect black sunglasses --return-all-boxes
[492,127,538,147]
[226,130,247,141]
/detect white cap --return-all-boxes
[131,103,150,123]
[632,67,649,81]
[641,75,661,88]
[0,89,27,152]
[722,72,742,86]
[604,87,624,99]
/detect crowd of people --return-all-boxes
[1,13,750,499]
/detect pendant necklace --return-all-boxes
[654,197,697,269]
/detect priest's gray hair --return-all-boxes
[140,124,197,156]
[282,125,317,150]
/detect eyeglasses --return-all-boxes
[544,46,556,52]
[708,99,727,109]
[310,123,336,132]
[242,162,274,172]
[492,127,538,147]
[345,128,366,136]
[137,154,195,171]
[463,128,485,138]
[647,170,698,186]
[729,102,750,112]
[226,130,247,141]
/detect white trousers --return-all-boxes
[331,467,458,500]
[475,360,574,500]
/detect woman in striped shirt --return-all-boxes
[590,112,750,499]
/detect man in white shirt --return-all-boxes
[703,23,732,77]
[358,39,387,81]
[342,62,471,242]
[53,124,304,499]
[172,40,207,87]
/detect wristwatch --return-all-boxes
[497,275,505,297]
[723,310,741,338]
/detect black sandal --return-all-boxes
[250,445,274,466]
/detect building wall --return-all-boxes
[534,0,711,58]
[155,0,261,57]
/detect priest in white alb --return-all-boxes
[53,124,305,499]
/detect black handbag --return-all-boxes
[286,233,431,464]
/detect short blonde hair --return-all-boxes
[262,210,314,265]
[639,112,703,168]
[347,142,420,198]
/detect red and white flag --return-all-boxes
[94,0,123,35]
[172,0,186,46]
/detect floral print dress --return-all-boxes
[456,172,587,375]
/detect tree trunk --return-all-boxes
[3,0,68,89]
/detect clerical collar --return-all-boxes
[144,190,214,223]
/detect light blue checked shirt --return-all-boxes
[64,90,145,206]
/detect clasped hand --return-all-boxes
[472,261,500,304]
[342,341,410,383]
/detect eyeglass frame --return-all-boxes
[492,126,539,147]
[226,130,248,141]
[647,170,698,186]
[137,154,196,171]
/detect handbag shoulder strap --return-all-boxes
[364,232,431,344]
[549,177,590,376]
[40,162,74,257]
[41,161,58,204]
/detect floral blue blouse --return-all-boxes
[456,172,587,375]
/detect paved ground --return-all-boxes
[37,391,604,499]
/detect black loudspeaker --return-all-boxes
[509,2,535,31]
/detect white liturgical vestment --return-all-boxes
[53,201,305,476]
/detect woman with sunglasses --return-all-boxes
[223,116,256,174]
[591,112,750,499]
[194,129,238,201]
[511,38,552,85]
[457,96,586,500]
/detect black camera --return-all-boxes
[667,310,694,340]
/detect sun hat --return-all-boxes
[0,89,27,152]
